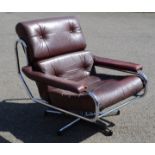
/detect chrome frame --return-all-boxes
[15,39,148,135]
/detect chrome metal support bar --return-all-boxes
[137,71,148,86]
[44,109,63,116]
[137,71,148,96]
[85,109,120,117]
[19,74,34,99]
[15,40,34,99]
[99,96,140,118]
[101,109,120,117]
[88,91,100,120]
[57,118,81,135]
[32,98,98,123]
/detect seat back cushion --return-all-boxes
[16,16,86,65]
[36,51,94,81]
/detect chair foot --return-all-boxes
[95,121,113,136]
[57,118,81,136]
[98,118,115,127]
[101,128,113,136]
[44,109,63,117]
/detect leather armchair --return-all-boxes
[15,16,147,136]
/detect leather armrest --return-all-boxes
[93,55,143,72]
[22,66,87,93]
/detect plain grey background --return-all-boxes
[0,12,154,143]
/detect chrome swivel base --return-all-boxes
[44,109,120,136]
[57,118,113,136]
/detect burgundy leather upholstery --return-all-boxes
[94,55,143,72]
[16,16,86,65]
[16,16,144,112]
[22,66,87,94]
[36,51,93,79]
[48,74,143,111]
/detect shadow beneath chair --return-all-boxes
[0,98,105,143]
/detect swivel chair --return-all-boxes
[15,16,148,136]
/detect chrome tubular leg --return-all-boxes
[101,109,120,117]
[57,118,81,135]
[44,109,63,116]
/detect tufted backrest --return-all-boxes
[16,16,86,65]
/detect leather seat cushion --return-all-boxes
[88,74,143,109]
[48,74,143,112]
